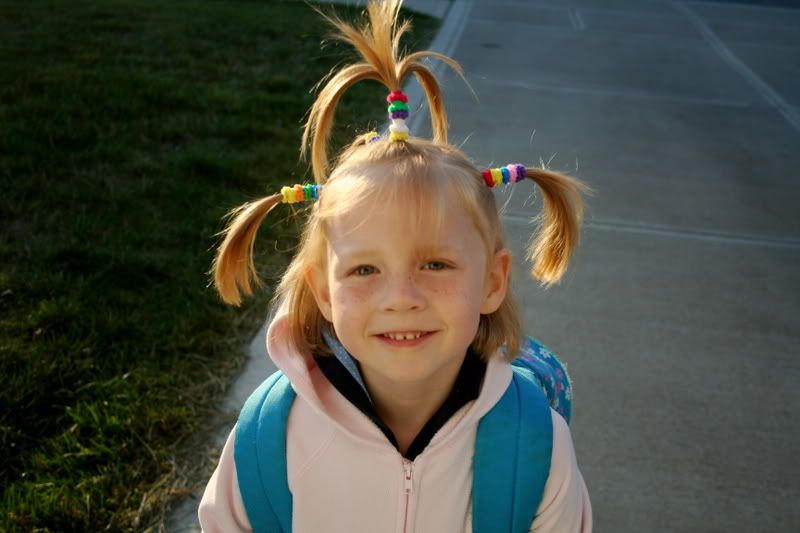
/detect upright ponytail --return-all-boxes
[301,0,463,182]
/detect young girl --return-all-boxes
[199,1,592,531]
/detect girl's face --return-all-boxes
[306,188,511,390]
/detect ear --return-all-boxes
[480,248,512,314]
[304,265,333,322]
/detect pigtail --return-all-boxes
[211,194,283,306]
[523,168,593,285]
[301,0,464,182]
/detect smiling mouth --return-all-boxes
[377,331,433,341]
[381,331,427,341]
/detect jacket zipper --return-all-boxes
[402,460,413,533]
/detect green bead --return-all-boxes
[387,101,409,112]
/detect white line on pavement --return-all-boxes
[568,8,586,30]
[673,1,800,132]
[473,77,756,108]
[503,212,800,249]
[404,0,476,135]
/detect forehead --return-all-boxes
[325,189,482,256]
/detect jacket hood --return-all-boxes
[265,307,513,451]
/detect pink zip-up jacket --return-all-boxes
[199,311,593,532]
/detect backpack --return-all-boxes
[234,336,573,533]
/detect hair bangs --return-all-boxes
[317,154,449,244]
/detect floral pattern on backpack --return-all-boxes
[510,336,574,424]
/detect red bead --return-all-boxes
[386,90,408,103]
[481,169,494,187]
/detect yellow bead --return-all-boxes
[491,168,503,186]
[389,131,409,142]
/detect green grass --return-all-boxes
[0,1,439,530]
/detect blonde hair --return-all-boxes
[211,0,591,361]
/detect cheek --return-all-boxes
[425,272,484,304]
[330,282,372,319]
[432,277,483,338]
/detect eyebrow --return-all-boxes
[336,244,463,259]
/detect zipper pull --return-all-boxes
[403,461,413,495]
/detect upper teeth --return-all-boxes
[383,332,424,340]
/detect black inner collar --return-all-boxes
[314,348,487,461]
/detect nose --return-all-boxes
[380,272,426,312]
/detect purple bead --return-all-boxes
[390,110,409,119]
[515,164,526,182]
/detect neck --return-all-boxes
[361,355,465,455]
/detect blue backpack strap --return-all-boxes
[234,370,296,533]
[472,365,553,533]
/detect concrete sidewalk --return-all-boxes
[429,1,799,531]
[170,1,800,531]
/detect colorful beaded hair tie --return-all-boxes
[386,90,409,142]
[481,164,527,188]
[365,130,381,144]
[280,183,322,204]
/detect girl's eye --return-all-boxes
[423,261,450,271]
[351,265,376,276]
